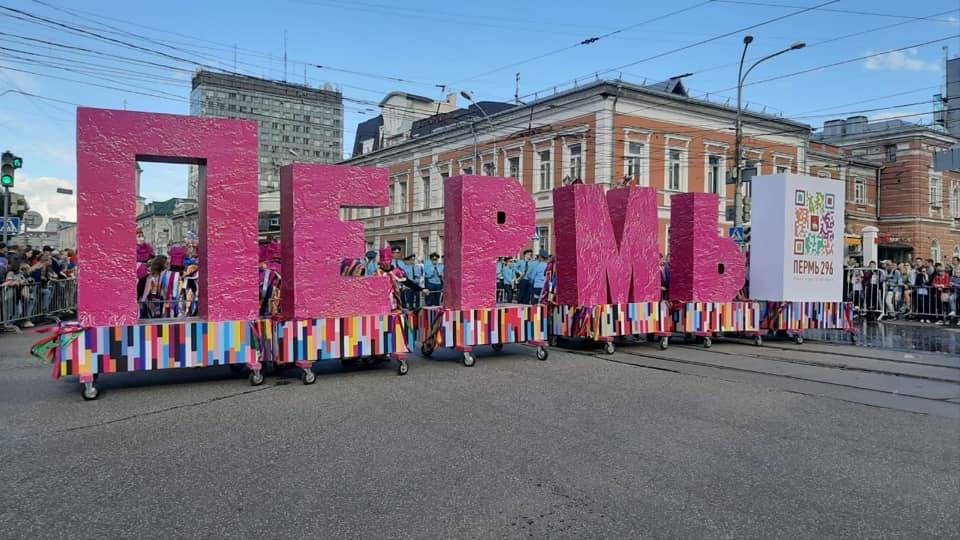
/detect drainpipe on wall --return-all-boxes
[875,165,884,222]
[609,83,623,186]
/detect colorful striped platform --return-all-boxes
[550,303,671,340]
[758,301,854,331]
[671,302,762,334]
[418,305,548,348]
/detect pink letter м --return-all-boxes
[554,185,660,306]
[279,164,392,318]
[76,108,259,326]
[444,176,536,310]
[668,192,746,302]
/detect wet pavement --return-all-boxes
[806,320,960,356]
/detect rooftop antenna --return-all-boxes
[283,30,288,82]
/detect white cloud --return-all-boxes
[13,174,77,223]
[864,49,940,72]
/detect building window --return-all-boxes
[396,181,407,213]
[567,143,582,182]
[707,155,722,195]
[461,165,473,175]
[854,178,866,205]
[929,176,943,208]
[667,149,683,191]
[535,225,550,255]
[624,142,648,186]
[483,162,495,176]
[818,170,831,178]
[931,239,941,263]
[420,175,431,210]
[776,165,789,173]
[951,185,960,218]
[537,150,552,192]
[507,156,520,181]
[885,145,897,162]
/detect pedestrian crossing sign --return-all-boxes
[0,217,20,235]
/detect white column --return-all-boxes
[861,226,879,264]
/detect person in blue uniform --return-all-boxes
[517,249,534,304]
[500,257,517,303]
[530,251,549,304]
[423,252,444,306]
[364,250,378,277]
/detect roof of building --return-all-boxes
[410,101,518,138]
[191,70,342,103]
[352,115,384,157]
[378,91,436,107]
[346,78,809,162]
[136,198,194,220]
[814,117,958,144]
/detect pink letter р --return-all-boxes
[668,193,746,302]
[554,185,660,305]
[76,108,259,326]
[443,176,536,310]
[279,164,392,318]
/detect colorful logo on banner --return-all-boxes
[792,189,835,257]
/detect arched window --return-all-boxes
[931,239,941,264]
[953,245,960,259]
[951,184,960,219]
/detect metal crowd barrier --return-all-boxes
[844,267,958,324]
[0,278,77,327]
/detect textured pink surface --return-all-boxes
[668,193,746,302]
[443,175,536,309]
[76,107,259,326]
[554,185,660,305]
[280,164,392,318]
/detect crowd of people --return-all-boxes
[137,229,199,319]
[0,242,77,328]
[845,257,960,325]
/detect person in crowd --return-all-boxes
[401,254,424,309]
[258,235,280,265]
[849,265,865,313]
[3,263,34,327]
[136,229,154,264]
[0,243,7,277]
[931,263,952,325]
[879,260,903,321]
[168,243,186,273]
[28,254,55,315]
[258,262,281,317]
[516,250,534,304]
[500,256,517,304]
[539,253,557,305]
[862,261,884,314]
[659,253,670,300]
[140,255,169,319]
[374,247,425,311]
[899,261,914,315]
[364,250,378,277]
[423,252,443,306]
[529,251,548,304]
[496,257,505,303]
[913,264,933,323]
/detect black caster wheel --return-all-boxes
[249,370,264,386]
[794,334,804,345]
[463,352,476,367]
[703,337,713,349]
[301,370,316,385]
[536,346,548,361]
[397,361,408,376]
[659,337,669,350]
[603,341,615,355]
[491,343,504,353]
[420,344,434,358]
[753,335,763,347]
[81,382,99,401]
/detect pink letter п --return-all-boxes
[443,176,536,310]
[76,108,259,326]
[668,193,746,302]
[279,164,393,318]
[554,185,660,306]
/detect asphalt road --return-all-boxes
[1,330,957,539]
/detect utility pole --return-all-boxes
[733,36,805,229]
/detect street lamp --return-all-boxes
[460,91,497,175]
[733,37,805,228]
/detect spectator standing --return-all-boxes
[931,264,951,325]
[879,261,902,320]
[423,252,443,306]
[914,265,932,323]
[530,251,548,304]
[500,257,517,304]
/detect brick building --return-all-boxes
[815,117,960,263]
[344,79,859,259]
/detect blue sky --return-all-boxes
[0,0,957,222]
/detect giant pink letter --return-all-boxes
[668,193,745,302]
[76,108,259,326]
[444,175,536,310]
[279,164,392,318]
[554,185,660,306]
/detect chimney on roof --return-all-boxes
[845,115,868,135]
[823,119,844,137]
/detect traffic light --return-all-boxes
[1,151,21,188]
